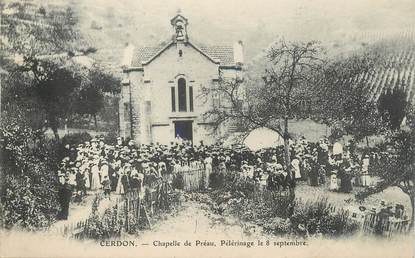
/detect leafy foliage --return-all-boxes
[73,67,120,127]
[289,198,359,237]
[208,172,359,237]
[83,197,122,239]
[316,37,415,142]
[209,170,292,220]
[1,2,121,138]
[378,88,409,130]
[0,114,60,230]
[2,2,82,138]
[23,59,83,138]
[356,126,415,228]
[315,49,386,142]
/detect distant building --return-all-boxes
[119,14,244,145]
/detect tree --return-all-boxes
[202,39,324,203]
[1,1,92,138]
[74,67,120,129]
[316,39,415,228]
[356,125,415,229]
[21,58,83,139]
[378,88,409,131]
[315,47,386,145]
[0,114,61,229]
[318,78,385,146]
[316,37,414,143]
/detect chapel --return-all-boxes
[119,13,244,145]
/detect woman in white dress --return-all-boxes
[100,160,109,179]
[204,156,213,183]
[80,160,90,189]
[361,155,371,186]
[116,166,125,195]
[90,162,101,190]
[291,157,302,180]
[329,170,339,191]
[83,166,91,189]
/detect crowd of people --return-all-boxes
[56,135,377,220]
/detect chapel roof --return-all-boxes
[129,13,240,68]
[130,40,237,67]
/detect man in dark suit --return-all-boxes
[57,177,72,220]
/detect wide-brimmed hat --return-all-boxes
[275,164,283,170]
[359,206,366,212]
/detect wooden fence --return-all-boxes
[57,182,173,239]
[361,212,411,237]
[55,164,206,239]
[55,166,412,239]
[179,167,206,192]
[314,202,411,238]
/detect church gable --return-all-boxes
[131,41,236,68]
[143,41,219,71]
[127,13,241,69]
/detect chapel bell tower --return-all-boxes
[171,13,188,43]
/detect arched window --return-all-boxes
[178,78,187,112]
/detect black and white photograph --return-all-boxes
[0,0,414,257]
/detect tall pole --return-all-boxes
[129,82,133,140]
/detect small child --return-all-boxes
[318,165,326,185]
[101,176,111,199]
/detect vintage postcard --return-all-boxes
[0,0,414,257]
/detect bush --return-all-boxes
[0,115,60,230]
[213,170,257,198]
[208,170,359,237]
[209,170,292,224]
[83,197,122,239]
[263,217,292,235]
[290,198,360,237]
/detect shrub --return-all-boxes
[0,116,60,230]
[290,198,360,237]
[263,217,292,235]
[213,170,257,198]
[83,197,122,239]
[209,169,292,225]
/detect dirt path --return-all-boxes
[49,191,118,234]
[136,199,265,244]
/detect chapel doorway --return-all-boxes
[174,120,193,142]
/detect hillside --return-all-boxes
[2,0,415,102]
[4,0,413,70]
